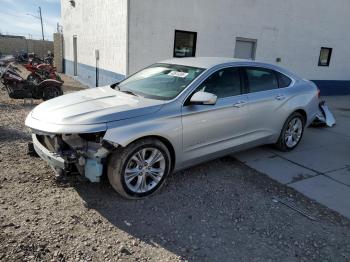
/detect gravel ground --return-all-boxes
[0,79,350,262]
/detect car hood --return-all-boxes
[31,86,165,125]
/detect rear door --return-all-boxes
[243,67,292,141]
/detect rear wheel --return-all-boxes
[42,86,63,100]
[275,112,305,151]
[108,138,171,199]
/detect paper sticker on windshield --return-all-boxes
[168,71,188,78]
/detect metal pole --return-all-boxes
[39,7,44,41]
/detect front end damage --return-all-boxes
[32,131,116,182]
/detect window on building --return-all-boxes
[234,37,257,60]
[195,67,242,98]
[173,30,197,58]
[245,67,278,93]
[318,47,332,67]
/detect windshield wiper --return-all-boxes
[111,83,138,97]
[120,90,138,96]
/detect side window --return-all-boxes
[245,68,278,93]
[276,72,292,88]
[196,67,242,99]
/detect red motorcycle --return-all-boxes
[24,62,63,83]
[1,63,63,100]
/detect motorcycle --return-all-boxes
[44,54,54,66]
[25,62,63,83]
[0,63,63,100]
[15,51,29,63]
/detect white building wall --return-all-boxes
[61,0,128,86]
[128,0,350,81]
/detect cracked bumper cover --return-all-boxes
[32,134,66,170]
[31,133,116,182]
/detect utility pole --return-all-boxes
[26,7,45,40]
[39,7,44,41]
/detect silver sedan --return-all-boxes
[25,57,320,198]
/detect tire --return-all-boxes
[107,138,171,199]
[275,112,305,152]
[42,86,63,101]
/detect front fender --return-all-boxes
[104,115,182,148]
[103,114,183,166]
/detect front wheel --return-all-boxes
[275,112,305,151]
[107,138,171,199]
[42,86,63,100]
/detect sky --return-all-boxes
[0,0,60,40]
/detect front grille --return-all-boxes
[36,134,70,153]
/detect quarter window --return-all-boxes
[276,72,292,88]
[318,47,332,67]
[245,68,278,93]
[174,30,197,58]
[195,67,242,99]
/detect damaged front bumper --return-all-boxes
[31,132,116,182]
[32,134,65,170]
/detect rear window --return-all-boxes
[277,72,292,88]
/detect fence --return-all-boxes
[0,36,53,58]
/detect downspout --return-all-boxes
[126,0,130,77]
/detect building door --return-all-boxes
[73,36,78,76]
[234,38,257,60]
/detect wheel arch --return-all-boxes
[294,108,307,124]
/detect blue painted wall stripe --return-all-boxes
[64,59,125,87]
[311,80,350,96]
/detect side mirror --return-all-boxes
[190,91,217,105]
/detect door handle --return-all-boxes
[275,94,286,101]
[233,100,247,108]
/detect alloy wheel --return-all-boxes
[284,117,303,148]
[124,148,166,194]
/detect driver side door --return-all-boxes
[181,67,249,165]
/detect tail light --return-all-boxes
[317,88,321,98]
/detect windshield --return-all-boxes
[117,63,205,100]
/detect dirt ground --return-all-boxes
[0,77,350,262]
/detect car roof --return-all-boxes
[160,57,300,79]
[160,57,249,69]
